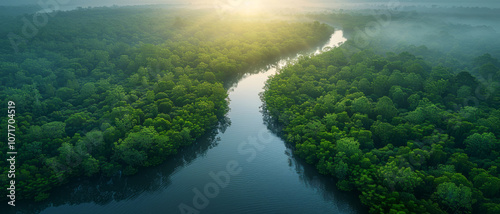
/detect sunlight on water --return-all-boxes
[32,30,366,214]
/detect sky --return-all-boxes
[0,0,183,6]
[1,0,499,8]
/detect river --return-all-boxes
[10,30,367,214]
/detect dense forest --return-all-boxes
[0,7,333,202]
[263,39,500,213]
[308,7,500,70]
[1,3,500,214]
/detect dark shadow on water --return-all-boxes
[287,149,369,214]
[260,88,369,214]
[6,117,230,214]
[6,30,341,214]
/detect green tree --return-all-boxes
[65,112,93,136]
[82,156,100,177]
[448,153,476,176]
[375,96,398,121]
[80,82,97,99]
[373,75,390,97]
[56,87,75,101]
[464,132,497,158]
[41,122,66,139]
[390,86,407,108]
[336,137,361,158]
[435,182,472,212]
[472,170,500,198]
[352,96,372,115]
[334,160,349,180]
[380,160,422,192]
[204,72,216,83]
[371,121,395,146]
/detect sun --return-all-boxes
[210,0,266,16]
[211,0,304,17]
[238,0,265,15]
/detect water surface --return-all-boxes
[10,30,367,214]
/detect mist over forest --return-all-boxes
[1,1,499,214]
[2,0,500,8]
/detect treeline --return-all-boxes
[263,45,500,213]
[309,8,500,71]
[0,7,333,201]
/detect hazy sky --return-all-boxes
[2,0,499,8]
[0,0,183,6]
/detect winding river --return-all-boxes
[12,30,367,214]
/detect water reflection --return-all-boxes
[223,32,346,91]
[8,30,366,214]
[262,103,368,213]
[8,119,228,214]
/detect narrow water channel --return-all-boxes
[13,30,367,214]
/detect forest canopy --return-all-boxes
[1,4,499,214]
[263,39,500,213]
[0,7,333,201]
